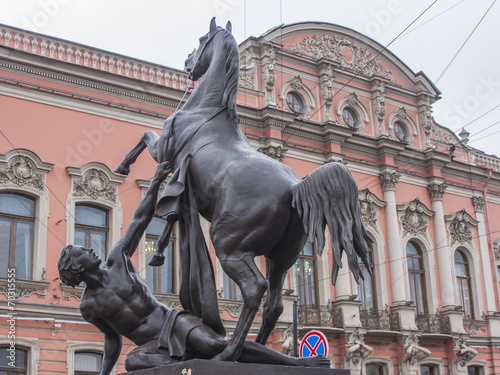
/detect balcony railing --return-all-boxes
[415,313,451,334]
[297,305,343,328]
[360,309,400,331]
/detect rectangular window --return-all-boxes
[0,193,35,280]
[295,242,318,306]
[145,217,175,294]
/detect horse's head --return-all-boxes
[185,17,233,81]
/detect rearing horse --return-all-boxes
[115,18,370,362]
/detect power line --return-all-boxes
[453,103,500,132]
[396,0,466,40]
[435,0,497,84]
[468,120,500,139]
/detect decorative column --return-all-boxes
[379,170,406,304]
[472,195,496,313]
[380,170,416,330]
[428,182,455,309]
[473,195,500,336]
[428,181,465,333]
[333,253,362,327]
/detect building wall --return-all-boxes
[0,22,499,374]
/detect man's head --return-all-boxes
[58,245,101,287]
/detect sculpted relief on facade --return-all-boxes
[289,34,396,83]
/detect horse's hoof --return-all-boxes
[114,165,130,176]
[149,253,165,267]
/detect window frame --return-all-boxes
[0,192,36,280]
[0,338,39,375]
[66,342,108,375]
[74,203,109,260]
[144,216,176,294]
[74,351,103,375]
[286,91,305,114]
[342,107,359,128]
[393,121,407,141]
[406,240,428,315]
[455,249,475,320]
[294,241,319,307]
[0,149,53,283]
[358,241,377,312]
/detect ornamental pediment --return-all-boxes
[397,198,433,238]
[358,188,385,233]
[289,34,396,83]
[445,209,478,245]
[0,149,53,191]
[66,162,124,202]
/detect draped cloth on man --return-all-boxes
[157,154,225,337]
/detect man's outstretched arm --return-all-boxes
[110,162,171,260]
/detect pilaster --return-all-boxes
[473,194,497,314]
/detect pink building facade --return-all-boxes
[0,22,499,374]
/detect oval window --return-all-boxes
[394,122,407,141]
[286,92,304,113]
[342,108,358,128]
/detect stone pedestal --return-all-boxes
[123,359,349,375]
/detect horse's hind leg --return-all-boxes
[256,213,306,345]
[115,130,160,175]
[255,259,288,345]
[214,253,268,361]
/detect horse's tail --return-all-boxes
[291,162,371,285]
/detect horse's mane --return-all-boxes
[221,31,240,125]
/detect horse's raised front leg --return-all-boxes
[214,253,267,361]
[115,130,160,175]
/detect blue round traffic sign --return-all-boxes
[300,330,329,357]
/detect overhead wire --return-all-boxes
[434,0,497,84]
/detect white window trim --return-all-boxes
[451,243,484,320]
[0,337,39,375]
[0,149,53,281]
[420,358,444,375]
[335,92,370,132]
[402,236,439,314]
[387,107,417,145]
[136,178,179,293]
[66,162,123,252]
[66,341,116,375]
[363,356,394,375]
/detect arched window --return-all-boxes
[0,346,28,374]
[406,241,427,314]
[286,92,304,113]
[455,249,474,319]
[74,352,102,375]
[342,107,358,128]
[358,242,377,312]
[74,204,108,261]
[0,193,35,280]
[295,241,318,306]
[145,217,175,294]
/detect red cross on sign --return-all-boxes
[300,330,329,358]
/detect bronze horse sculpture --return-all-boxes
[115,18,370,362]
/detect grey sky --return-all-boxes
[1,0,498,157]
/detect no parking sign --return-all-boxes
[299,330,329,358]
